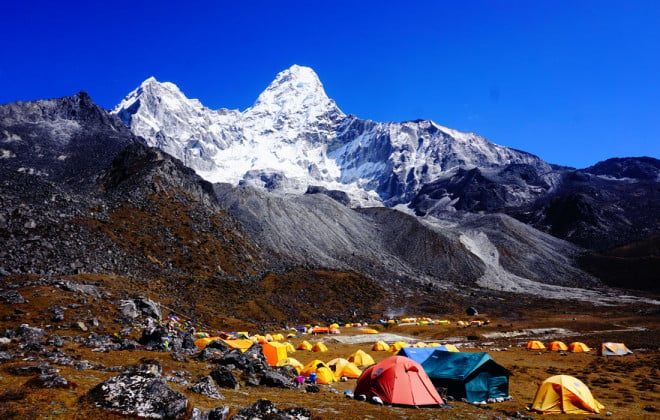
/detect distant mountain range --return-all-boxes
[0,66,657,326]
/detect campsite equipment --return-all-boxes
[263,341,288,366]
[389,341,409,352]
[194,336,222,350]
[531,375,604,414]
[354,356,444,407]
[312,342,328,352]
[301,360,335,384]
[372,340,389,351]
[283,342,296,353]
[276,357,304,373]
[348,349,375,367]
[526,340,545,350]
[422,350,510,403]
[548,341,568,352]
[568,342,590,353]
[599,342,632,356]
[327,358,362,380]
[360,328,379,334]
[296,340,313,351]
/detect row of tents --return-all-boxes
[354,352,605,414]
[371,340,458,352]
[526,341,632,356]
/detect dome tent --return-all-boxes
[354,356,444,407]
[531,375,604,414]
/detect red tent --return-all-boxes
[354,356,444,407]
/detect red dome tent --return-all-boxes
[354,356,444,407]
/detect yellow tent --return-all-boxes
[548,341,568,352]
[526,340,546,350]
[263,341,288,366]
[413,341,427,347]
[360,328,379,334]
[327,358,362,380]
[276,357,304,373]
[284,342,296,353]
[194,336,222,350]
[426,342,441,347]
[347,349,375,367]
[531,375,605,414]
[296,340,313,351]
[441,344,460,352]
[301,359,336,384]
[251,335,267,344]
[329,323,339,329]
[223,339,254,352]
[568,342,590,353]
[271,333,284,341]
[437,320,451,325]
[372,340,390,351]
[389,341,409,352]
[312,342,328,352]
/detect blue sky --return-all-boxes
[1,1,658,168]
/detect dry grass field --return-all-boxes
[0,276,658,419]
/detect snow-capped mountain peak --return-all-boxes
[113,65,554,207]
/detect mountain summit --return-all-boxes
[113,65,554,206]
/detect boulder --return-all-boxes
[87,361,187,419]
[135,297,162,320]
[188,376,224,400]
[232,399,312,420]
[260,370,296,389]
[208,406,230,420]
[210,365,240,390]
[118,300,140,319]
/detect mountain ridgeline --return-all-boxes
[0,65,658,326]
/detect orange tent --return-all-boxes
[548,341,568,352]
[526,340,545,350]
[568,342,590,353]
[263,342,288,366]
[194,336,222,350]
[354,356,444,406]
[222,339,254,352]
[301,359,335,384]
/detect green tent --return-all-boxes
[421,350,510,403]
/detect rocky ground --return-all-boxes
[0,274,658,419]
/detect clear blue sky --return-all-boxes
[1,1,658,168]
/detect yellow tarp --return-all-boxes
[531,375,604,414]
[223,339,253,352]
[194,336,222,350]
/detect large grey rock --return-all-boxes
[260,370,296,389]
[0,290,26,304]
[232,399,312,420]
[188,376,224,400]
[210,365,239,390]
[87,361,187,419]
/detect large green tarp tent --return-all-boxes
[422,350,510,403]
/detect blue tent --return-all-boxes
[398,346,457,364]
[422,351,510,403]
[397,347,437,364]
